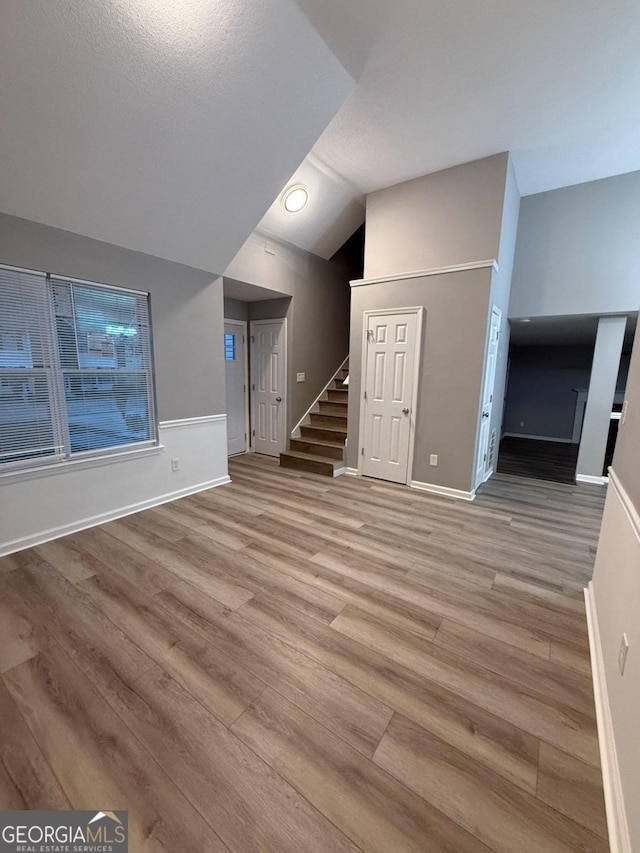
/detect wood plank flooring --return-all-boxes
[497,436,579,483]
[0,454,609,852]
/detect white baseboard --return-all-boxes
[503,432,574,444]
[0,476,230,557]
[1,414,229,558]
[576,474,609,486]
[344,467,359,477]
[333,466,347,478]
[584,582,632,853]
[410,479,476,501]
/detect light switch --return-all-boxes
[297,373,305,382]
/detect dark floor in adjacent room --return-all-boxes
[497,436,579,484]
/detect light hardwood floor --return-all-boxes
[0,454,609,852]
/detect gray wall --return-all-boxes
[0,213,224,421]
[225,233,352,431]
[353,154,515,493]
[576,316,627,478]
[223,297,249,322]
[591,325,640,851]
[363,153,509,279]
[488,156,521,465]
[612,328,640,509]
[347,268,492,491]
[510,170,640,319]
[503,345,594,440]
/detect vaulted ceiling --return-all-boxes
[2,0,639,268]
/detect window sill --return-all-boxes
[0,443,165,486]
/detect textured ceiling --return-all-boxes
[0,0,353,273]
[509,313,638,350]
[2,0,639,267]
[264,0,640,255]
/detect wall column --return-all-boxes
[576,315,627,482]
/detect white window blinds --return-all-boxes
[0,264,157,472]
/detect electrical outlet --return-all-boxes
[297,372,305,382]
[171,458,180,472]
[429,454,438,466]
[519,421,525,427]
[619,633,629,675]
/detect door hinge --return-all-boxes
[252,383,255,391]
[243,335,245,343]
[489,394,493,402]
[251,335,255,343]
[252,429,255,437]
[361,447,364,456]
[483,453,487,461]
[364,390,367,400]
[243,384,246,392]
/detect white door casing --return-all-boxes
[224,320,248,456]
[359,307,423,484]
[475,305,501,487]
[250,319,287,456]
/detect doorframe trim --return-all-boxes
[224,318,249,455]
[358,306,425,484]
[249,317,288,455]
[475,303,502,490]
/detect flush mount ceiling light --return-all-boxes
[519,318,532,323]
[282,184,309,213]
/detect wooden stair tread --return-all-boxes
[281,360,349,476]
[293,437,344,449]
[280,450,342,465]
[302,425,347,435]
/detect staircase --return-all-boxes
[279,361,349,476]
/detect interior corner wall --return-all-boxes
[347,268,492,492]
[609,324,640,511]
[225,233,352,432]
[510,170,640,319]
[363,153,509,279]
[0,212,228,555]
[489,154,521,446]
[589,329,640,851]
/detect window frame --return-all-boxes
[0,263,160,480]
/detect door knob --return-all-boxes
[402,407,410,415]
[276,397,282,402]
[482,411,489,418]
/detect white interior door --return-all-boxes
[224,320,248,456]
[251,319,286,456]
[475,305,501,487]
[361,309,421,484]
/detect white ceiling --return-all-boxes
[510,313,638,350]
[0,0,353,273]
[2,0,639,267]
[264,0,640,256]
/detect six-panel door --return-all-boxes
[251,320,286,456]
[362,311,418,483]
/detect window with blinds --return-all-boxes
[0,264,157,472]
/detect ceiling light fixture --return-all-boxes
[520,318,532,323]
[282,185,309,213]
